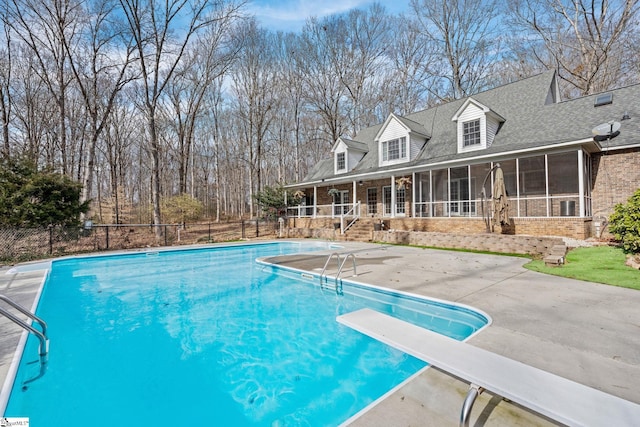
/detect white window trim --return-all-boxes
[457,116,487,153]
[463,119,481,147]
[336,152,346,172]
[380,136,408,166]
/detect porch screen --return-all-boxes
[518,156,546,196]
[548,152,578,194]
[431,169,448,216]
[449,167,470,215]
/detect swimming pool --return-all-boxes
[2,241,488,426]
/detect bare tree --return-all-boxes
[118,0,243,235]
[273,32,306,182]
[231,19,277,218]
[384,15,431,114]
[0,17,12,159]
[4,0,83,173]
[8,50,56,164]
[327,4,390,133]
[166,20,240,195]
[59,0,137,212]
[410,0,501,100]
[298,20,348,145]
[507,0,640,96]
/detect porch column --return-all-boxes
[578,149,585,217]
[411,172,416,217]
[545,154,550,217]
[313,186,317,218]
[391,175,396,218]
[352,180,357,208]
[447,168,451,218]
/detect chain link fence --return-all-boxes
[0,220,280,264]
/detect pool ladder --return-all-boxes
[319,252,357,295]
[0,295,49,366]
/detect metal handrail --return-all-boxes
[0,295,49,365]
[0,295,48,338]
[340,202,361,234]
[319,252,342,285]
[336,253,357,280]
[318,252,357,295]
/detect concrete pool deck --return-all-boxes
[1,241,639,425]
[263,241,640,426]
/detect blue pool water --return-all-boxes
[4,242,488,426]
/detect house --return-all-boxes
[286,71,640,240]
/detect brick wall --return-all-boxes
[507,218,591,239]
[289,216,591,239]
[590,148,640,239]
[591,148,640,219]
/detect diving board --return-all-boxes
[337,308,640,427]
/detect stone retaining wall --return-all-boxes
[284,225,565,258]
[372,231,564,257]
[385,217,591,239]
[285,227,339,240]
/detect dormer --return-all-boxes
[331,137,368,174]
[375,113,429,167]
[451,98,505,153]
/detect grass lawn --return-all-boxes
[525,245,640,290]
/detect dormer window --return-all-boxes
[375,114,429,167]
[336,152,346,171]
[463,120,481,147]
[332,137,368,174]
[382,137,407,162]
[452,97,505,154]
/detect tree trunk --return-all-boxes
[148,114,162,238]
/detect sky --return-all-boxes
[247,0,411,32]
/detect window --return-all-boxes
[333,190,349,215]
[382,186,406,216]
[336,152,345,171]
[396,188,405,215]
[383,186,392,215]
[382,137,406,162]
[367,188,377,214]
[463,120,481,146]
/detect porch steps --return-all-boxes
[340,219,377,242]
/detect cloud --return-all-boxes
[248,0,372,32]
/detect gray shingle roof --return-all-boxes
[298,71,640,184]
[341,138,369,152]
[394,115,430,138]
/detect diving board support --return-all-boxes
[337,308,640,427]
[460,384,484,427]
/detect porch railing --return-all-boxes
[340,202,361,234]
[286,203,355,219]
[414,194,581,218]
